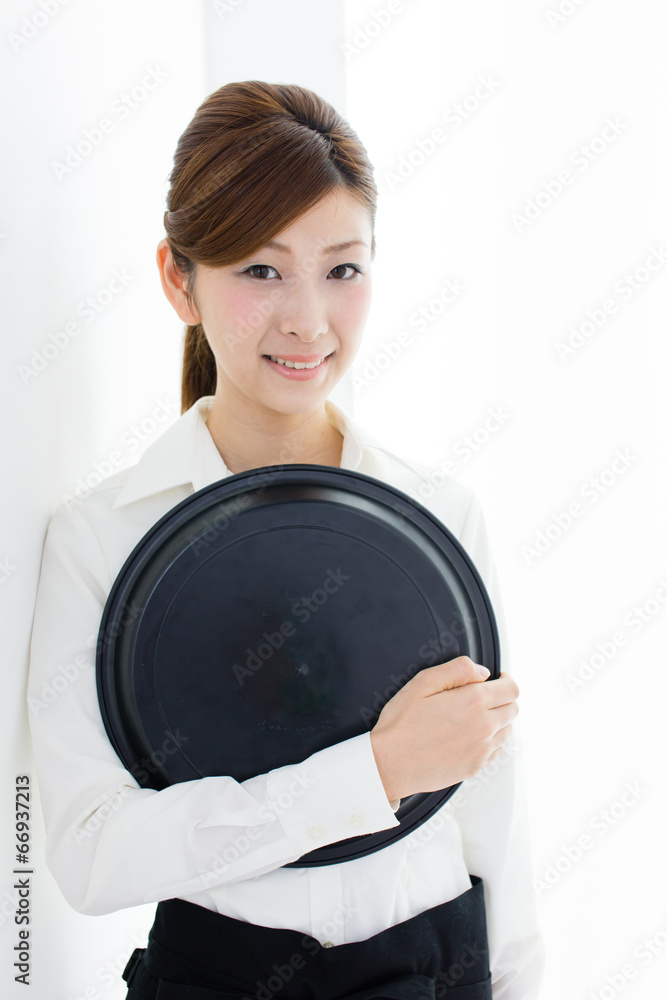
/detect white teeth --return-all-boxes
[268,355,327,369]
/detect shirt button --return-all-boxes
[322,941,334,948]
[307,825,325,840]
[348,814,364,830]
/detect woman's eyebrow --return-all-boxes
[263,239,368,255]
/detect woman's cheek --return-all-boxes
[224,287,269,348]
[338,282,372,334]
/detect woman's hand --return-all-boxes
[369,656,519,801]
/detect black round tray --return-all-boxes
[96,464,500,866]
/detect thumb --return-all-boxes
[418,655,490,696]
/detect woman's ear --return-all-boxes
[156,239,201,325]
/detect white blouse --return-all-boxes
[27,395,545,999]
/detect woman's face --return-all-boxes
[167,187,373,417]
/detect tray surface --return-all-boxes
[96,464,500,866]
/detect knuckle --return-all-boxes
[467,684,486,710]
[411,670,430,693]
[482,719,496,741]
[496,725,510,746]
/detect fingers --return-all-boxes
[499,670,520,699]
[488,701,519,734]
[484,671,520,707]
[417,660,520,710]
[419,655,490,697]
[485,731,512,766]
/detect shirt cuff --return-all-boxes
[266,731,401,858]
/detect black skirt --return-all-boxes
[122,874,492,999]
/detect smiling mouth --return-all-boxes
[262,353,333,370]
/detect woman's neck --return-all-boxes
[204,395,344,474]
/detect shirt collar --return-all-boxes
[111,395,377,510]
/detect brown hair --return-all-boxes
[161,80,378,414]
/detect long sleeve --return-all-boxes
[453,493,546,999]
[27,500,400,916]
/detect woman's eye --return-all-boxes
[330,264,361,280]
[242,263,361,280]
[243,264,278,280]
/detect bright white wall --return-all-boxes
[1,2,212,996]
[3,1,665,998]
[345,1,667,998]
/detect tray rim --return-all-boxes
[95,463,501,867]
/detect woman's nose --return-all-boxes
[276,284,329,342]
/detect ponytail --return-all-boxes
[181,324,216,414]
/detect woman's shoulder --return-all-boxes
[57,463,141,518]
[337,403,480,531]
[45,458,193,588]
[49,400,201,541]
[357,440,481,542]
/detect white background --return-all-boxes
[1,1,666,997]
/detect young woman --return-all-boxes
[28,80,544,998]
